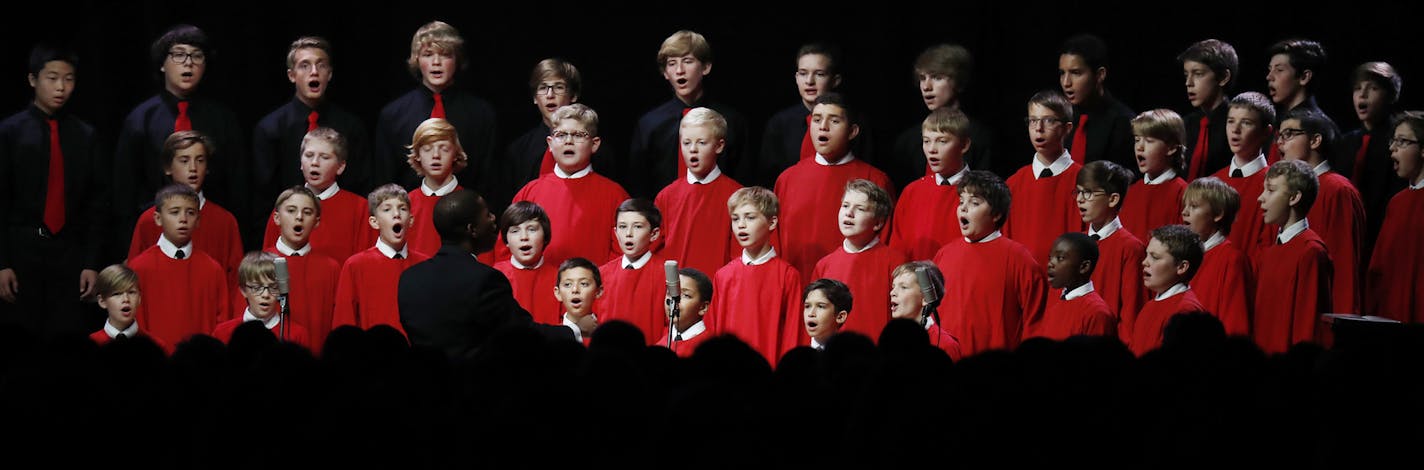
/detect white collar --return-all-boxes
[672,320,707,341]
[1032,149,1074,179]
[814,151,855,166]
[243,307,281,330]
[197,191,207,210]
[1154,283,1190,302]
[157,234,194,260]
[1087,217,1123,240]
[1229,154,1268,178]
[922,315,937,330]
[1203,231,1226,252]
[687,165,723,184]
[742,247,778,266]
[810,337,827,350]
[562,314,585,343]
[621,250,653,269]
[554,164,592,179]
[275,238,311,257]
[104,319,139,339]
[307,182,340,200]
[510,255,545,270]
[965,230,1002,244]
[1277,218,1310,245]
[375,238,409,260]
[1144,168,1178,185]
[1311,161,1331,176]
[1413,176,1424,190]
[935,164,969,186]
[420,175,459,197]
[842,237,879,254]
[1063,281,1096,301]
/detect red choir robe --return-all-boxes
[1120,176,1187,236]
[1252,228,1332,354]
[654,171,743,276]
[926,320,963,362]
[1005,163,1084,267]
[493,258,563,326]
[211,315,312,349]
[262,187,376,264]
[128,200,243,284]
[1212,165,1271,264]
[889,175,963,261]
[331,245,430,336]
[1192,237,1254,336]
[1130,287,1206,356]
[810,241,908,340]
[932,235,1047,357]
[129,246,230,346]
[1031,287,1117,341]
[406,181,462,258]
[89,329,172,354]
[262,248,342,350]
[496,169,629,267]
[1309,170,1365,314]
[711,253,804,365]
[1366,187,1424,322]
[597,253,672,343]
[656,322,711,358]
[1091,224,1147,339]
[773,156,894,278]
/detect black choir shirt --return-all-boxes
[373,86,496,192]
[252,97,372,197]
[754,103,812,189]
[626,96,746,199]
[1067,92,1136,173]
[495,122,551,214]
[0,105,106,271]
[1345,123,1406,267]
[1183,97,1234,179]
[888,113,996,187]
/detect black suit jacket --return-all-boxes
[398,244,574,359]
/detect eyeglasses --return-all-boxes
[1390,137,1420,148]
[537,83,569,95]
[242,284,279,295]
[1025,117,1066,128]
[1073,189,1107,200]
[1276,128,1309,142]
[168,50,206,65]
[551,131,592,143]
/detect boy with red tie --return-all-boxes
[1277,109,1364,314]
[128,184,230,346]
[1212,92,1276,264]
[89,264,168,353]
[655,107,743,276]
[1180,177,1253,336]
[261,128,375,263]
[1058,34,1135,170]
[656,267,712,357]
[1366,111,1424,323]
[1346,63,1406,267]
[811,179,907,340]
[887,262,962,360]
[756,43,843,188]
[890,44,994,186]
[1254,161,1332,353]
[933,170,1047,356]
[1005,90,1083,266]
[597,199,669,342]
[265,186,341,349]
[774,92,894,278]
[332,184,431,336]
[712,187,804,365]
[1075,161,1146,337]
[802,278,851,350]
[1264,39,1335,162]
[1031,233,1116,341]
[0,44,105,337]
[404,118,467,257]
[212,252,311,349]
[1121,109,1189,236]
[127,131,242,284]
[493,202,563,326]
[374,21,496,191]
[890,107,972,260]
[1179,39,1239,180]
[1131,225,1207,356]
[498,58,582,211]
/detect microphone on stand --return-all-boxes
[915,266,941,328]
[664,260,680,349]
[274,257,291,341]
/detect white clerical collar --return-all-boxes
[1144,168,1178,185]
[1310,161,1331,176]
[307,182,340,200]
[1230,154,1268,178]
[687,165,723,184]
[742,247,777,266]
[965,230,1002,244]
[243,308,281,330]
[1277,218,1310,245]
[814,151,855,166]
[510,255,545,270]
[275,238,311,257]
[810,337,827,350]
[672,320,707,341]
[375,239,409,260]
[622,250,653,269]
[157,234,194,260]
[197,191,207,210]
[1154,283,1190,301]
[562,314,585,343]
[1063,281,1096,301]
[420,175,459,197]
[1412,176,1424,190]
[842,237,879,254]
[1032,149,1074,179]
[104,319,139,339]
[554,164,592,179]
[1087,217,1123,240]
[935,164,969,186]
[1203,231,1226,252]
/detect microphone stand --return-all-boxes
[666,296,679,350]
[278,293,289,342]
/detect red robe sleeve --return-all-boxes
[810,243,907,340]
[1252,230,1333,354]
[1192,241,1254,336]
[1092,228,1146,339]
[1130,290,1206,356]
[1365,189,1424,322]
[928,323,963,361]
[889,176,962,261]
[406,186,461,257]
[711,257,804,365]
[598,254,673,343]
[1004,164,1084,267]
[932,237,1046,356]
[131,247,229,346]
[1310,172,1365,314]
[1120,178,1187,236]
[654,175,744,276]
[1032,290,1117,341]
[281,252,342,350]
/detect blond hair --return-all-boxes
[367,183,410,216]
[656,30,712,66]
[680,107,727,141]
[272,185,321,218]
[922,107,970,137]
[406,118,469,175]
[1131,109,1188,174]
[1183,177,1241,235]
[96,264,139,298]
[406,21,464,81]
[286,36,332,69]
[727,186,779,218]
[302,127,348,163]
[550,104,599,137]
[237,251,277,286]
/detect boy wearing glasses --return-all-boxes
[1277,109,1363,315]
[498,58,583,213]
[1211,92,1276,265]
[127,184,230,346]
[212,251,311,348]
[1005,90,1084,267]
[496,104,628,267]
[1075,161,1145,338]
[1058,34,1135,170]
[115,24,249,257]
[1366,111,1424,323]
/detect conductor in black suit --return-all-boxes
[398,189,592,360]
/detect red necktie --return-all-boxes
[44,119,65,233]
[799,114,816,161]
[307,110,319,132]
[1188,115,1210,180]
[1070,114,1089,164]
[676,107,692,176]
[431,93,446,119]
[174,101,191,132]
[1352,134,1371,186]
[539,147,555,176]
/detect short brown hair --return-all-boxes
[1183,177,1240,235]
[237,251,277,286]
[499,201,552,245]
[1266,160,1319,215]
[913,43,973,91]
[286,36,331,69]
[154,183,199,211]
[958,170,1011,228]
[1177,39,1239,91]
[1150,225,1203,282]
[922,107,970,137]
[1228,92,1277,126]
[1028,90,1073,122]
[656,30,712,66]
[272,185,321,218]
[96,264,139,298]
[529,58,581,100]
[1077,161,1135,205]
[366,183,409,216]
[557,257,602,288]
[162,130,213,168]
[843,179,893,223]
[1352,62,1402,104]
